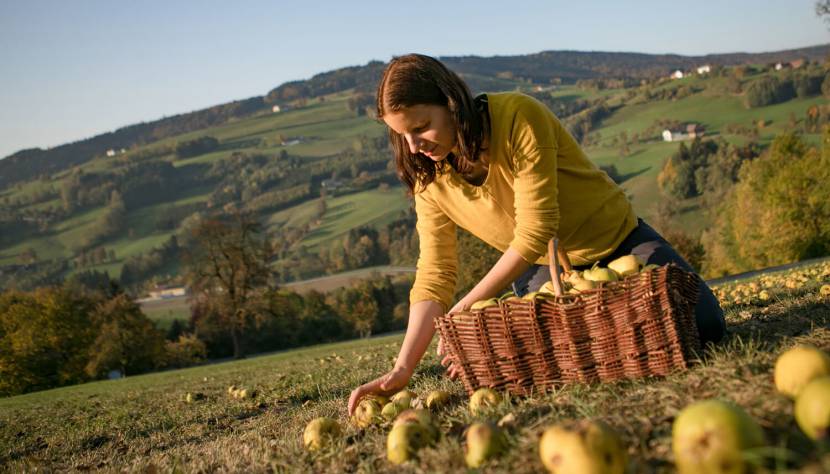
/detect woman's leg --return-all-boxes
[596,219,726,344]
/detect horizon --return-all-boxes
[1,0,828,160]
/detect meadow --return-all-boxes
[2,260,829,473]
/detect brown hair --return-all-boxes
[376,54,489,194]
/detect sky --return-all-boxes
[0,0,828,160]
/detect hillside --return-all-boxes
[2,44,826,187]
[1,261,828,472]
[1,47,829,295]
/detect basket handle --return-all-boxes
[547,238,572,297]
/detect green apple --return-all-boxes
[393,408,440,443]
[387,422,430,465]
[303,417,341,451]
[382,402,404,421]
[672,400,764,474]
[794,376,830,440]
[390,389,416,410]
[607,254,644,277]
[539,420,626,474]
[469,387,502,415]
[583,264,619,282]
[640,263,660,272]
[352,398,383,428]
[470,298,499,310]
[425,390,451,410]
[774,345,830,398]
[572,278,598,292]
[465,422,507,468]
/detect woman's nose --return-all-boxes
[406,134,421,154]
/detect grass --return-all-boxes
[1,261,829,472]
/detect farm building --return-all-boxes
[662,123,705,142]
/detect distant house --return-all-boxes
[670,70,685,79]
[789,59,805,69]
[105,148,126,157]
[662,123,705,142]
[272,105,282,113]
[321,178,344,191]
[148,285,187,299]
[775,62,790,71]
[696,65,711,75]
[281,136,302,146]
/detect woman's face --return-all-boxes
[382,104,458,162]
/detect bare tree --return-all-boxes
[185,211,276,358]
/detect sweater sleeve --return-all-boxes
[508,98,560,263]
[408,190,458,312]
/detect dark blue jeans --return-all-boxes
[511,219,726,344]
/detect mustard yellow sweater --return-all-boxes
[410,92,637,310]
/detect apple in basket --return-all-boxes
[539,420,627,474]
[470,298,499,310]
[607,254,644,277]
[582,263,619,282]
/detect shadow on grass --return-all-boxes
[617,166,651,184]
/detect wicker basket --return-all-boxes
[434,239,701,396]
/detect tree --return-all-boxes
[84,294,166,378]
[702,130,830,276]
[184,211,276,358]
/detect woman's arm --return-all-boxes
[347,300,443,416]
[450,247,532,312]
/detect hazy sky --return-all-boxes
[0,0,827,160]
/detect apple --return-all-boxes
[352,398,383,428]
[572,278,598,292]
[303,417,341,451]
[583,264,619,282]
[382,402,404,421]
[387,422,431,465]
[469,387,502,415]
[640,263,660,272]
[522,291,540,300]
[672,399,764,474]
[607,254,643,277]
[774,345,830,398]
[425,390,451,410]
[470,298,499,310]
[390,389,416,410]
[821,284,830,297]
[393,409,440,443]
[794,376,830,441]
[227,385,237,395]
[185,392,204,403]
[539,281,556,295]
[465,422,507,468]
[539,420,626,474]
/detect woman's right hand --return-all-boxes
[347,366,412,416]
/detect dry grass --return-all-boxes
[1,263,829,473]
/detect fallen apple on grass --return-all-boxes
[539,419,626,474]
[672,399,764,474]
[794,375,830,441]
[465,422,507,468]
[469,387,502,415]
[774,345,830,399]
[303,417,341,451]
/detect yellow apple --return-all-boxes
[672,400,764,474]
[539,420,626,474]
[774,345,830,398]
[425,390,451,410]
[469,387,502,415]
[607,254,644,277]
[387,422,431,465]
[303,417,341,451]
[794,375,830,441]
[352,398,383,428]
[465,422,508,468]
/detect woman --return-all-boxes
[347,53,725,415]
